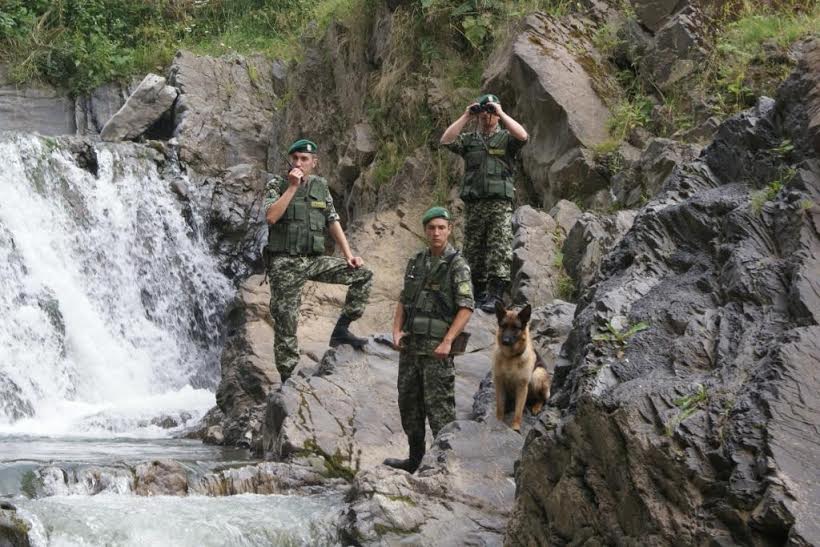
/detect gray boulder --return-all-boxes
[483,14,614,208]
[510,205,560,308]
[505,49,820,545]
[562,210,637,293]
[0,65,75,135]
[100,74,178,141]
[548,199,583,235]
[169,51,276,174]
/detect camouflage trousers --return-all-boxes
[462,199,513,290]
[397,339,456,440]
[268,254,372,382]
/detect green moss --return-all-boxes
[386,494,417,506]
[299,438,359,482]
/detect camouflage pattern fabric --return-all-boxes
[462,199,513,289]
[268,254,372,382]
[397,346,456,439]
[264,174,340,224]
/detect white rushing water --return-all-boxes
[15,493,342,547]
[0,133,233,436]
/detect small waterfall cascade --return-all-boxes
[0,133,233,436]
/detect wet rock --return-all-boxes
[100,74,178,142]
[0,507,30,547]
[562,210,636,293]
[169,51,275,174]
[511,205,560,308]
[205,163,269,278]
[134,460,189,496]
[215,275,277,447]
[27,464,134,497]
[180,405,225,440]
[195,461,344,496]
[505,52,820,545]
[0,65,75,135]
[203,425,225,446]
[484,13,615,208]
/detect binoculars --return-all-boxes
[470,103,497,114]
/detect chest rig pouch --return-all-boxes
[461,131,515,201]
[402,251,460,340]
[267,177,328,256]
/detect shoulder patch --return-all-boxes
[457,281,472,297]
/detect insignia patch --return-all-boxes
[457,281,472,296]
[310,201,326,208]
[489,148,505,156]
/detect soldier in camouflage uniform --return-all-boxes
[440,93,528,313]
[383,207,474,474]
[264,139,372,383]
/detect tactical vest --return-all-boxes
[460,130,515,201]
[267,176,330,256]
[402,250,460,340]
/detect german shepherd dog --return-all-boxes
[493,302,551,432]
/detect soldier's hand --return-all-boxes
[488,102,504,116]
[465,102,479,116]
[287,168,304,187]
[433,339,452,360]
[347,256,364,269]
[392,330,405,350]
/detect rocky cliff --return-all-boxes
[1,0,817,545]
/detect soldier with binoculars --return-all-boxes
[440,94,528,313]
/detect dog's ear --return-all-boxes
[494,300,507,322]
[518,304,532,326]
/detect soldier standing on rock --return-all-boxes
[264,139,372,384]
[440,93,528,313]
[384,207,474,473]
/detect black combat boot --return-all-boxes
[329,313,368,349]
[383,435,425,473]
[472,275,487,305]
[479,277,507,313]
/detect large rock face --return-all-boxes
[505,49,820,545]
[340,419,524,546]
[168,51,276,175]
[0,66,75,135]
[261,311,497,470]
[215,275,278,446]
[483,13,614,208]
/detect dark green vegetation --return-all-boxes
[1,0,815,162]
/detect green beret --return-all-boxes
[422,206,452,225]
[288,139,318,154]
[478,94,500,106]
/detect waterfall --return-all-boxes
[0,133,233,436]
